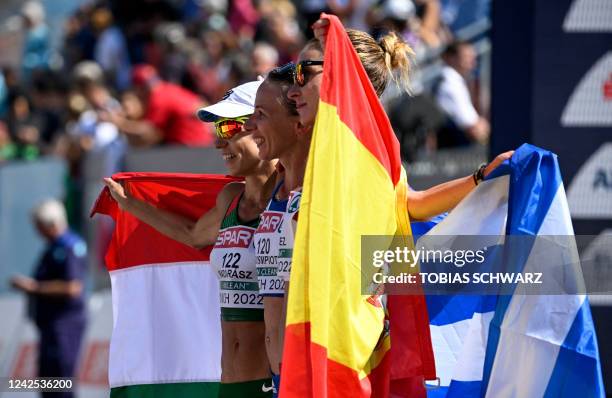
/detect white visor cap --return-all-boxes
[197,80,263,123]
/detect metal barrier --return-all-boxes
[406,145,487,190]
[123,146,226,173]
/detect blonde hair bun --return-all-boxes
[346,29,414,96]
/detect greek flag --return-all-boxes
[413,144,605,397]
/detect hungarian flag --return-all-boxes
[280,14,435,397]
[91,173,238,397]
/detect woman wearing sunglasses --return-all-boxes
[250,21,511,393]
[237,28,419,396]
[289,19,513,223]
[104,80,277,397]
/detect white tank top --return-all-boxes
[210,193,263,318]
[254,182,287,296]
[277,189,301,281]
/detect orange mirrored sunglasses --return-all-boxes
[214,116,249,139]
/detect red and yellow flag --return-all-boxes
[281,14,435,398]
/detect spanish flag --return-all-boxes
[281,14,435,398]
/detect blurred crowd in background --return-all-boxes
[0,0,491,224]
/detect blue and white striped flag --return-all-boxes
[413,144,604,398]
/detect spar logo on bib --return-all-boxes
[216,226,254,248]
[258,212,283,233]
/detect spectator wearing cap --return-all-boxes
[11,200,88,398]
[104,64,213,147]
[434,40,489,147]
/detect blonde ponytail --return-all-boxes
[306,29,415,96]
[345,29,414,96]
[378,31,414,93]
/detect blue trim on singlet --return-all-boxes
[268,180,289,211]
[257,180,287,298]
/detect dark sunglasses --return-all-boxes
[295,60,324,87]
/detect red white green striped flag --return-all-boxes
[92,173,238,397]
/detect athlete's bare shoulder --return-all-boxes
[260,170,281,204]
[216,181,245,209]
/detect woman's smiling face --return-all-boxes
[246,80,300,161]
[214,126,263,177]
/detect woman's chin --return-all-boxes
[298,113,316,131]
[225,163,241,176]
[257,147,273,162]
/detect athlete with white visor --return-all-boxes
[104,81,276,397]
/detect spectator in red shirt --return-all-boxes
[103,64,213,147]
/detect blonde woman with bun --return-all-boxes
[258,21,510,395]
[104,81,276,398]
[289,18,513,222]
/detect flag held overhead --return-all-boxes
[280,14,435,398]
